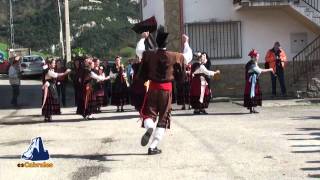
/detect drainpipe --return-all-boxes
[179,0,184,51]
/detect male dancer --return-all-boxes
[136,29,192,155]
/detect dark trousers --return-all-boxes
[11,85,20,106]
[271,67,287,96]
[57,83,66,106]
[141,89,172,129]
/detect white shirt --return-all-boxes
[90,71,105,81]
[46,69,58,79]
[135,38,193,65]
[43,69,59,87]
[193,64,215,86]
[193,64,215,77]
[248,63,262,75]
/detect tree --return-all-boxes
[0,0,140,58]
[70,0,139,58]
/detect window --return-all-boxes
[185,21,242,60]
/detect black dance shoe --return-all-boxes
[252,110,259,114]
[141,128,153,146]
[148,147,162,155]
[121,109,124,112]
[87,117,96,120]
[44,116,52,122]
[181,106,186,110]
[193,110,200,115]
[200,109,208,114]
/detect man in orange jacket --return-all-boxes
[265,42,287,97]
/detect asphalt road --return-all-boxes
[0,75,320,180]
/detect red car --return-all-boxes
[0,60,10,74]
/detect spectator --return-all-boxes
[55,59,67,106]
[265,42,288,97]
[8,56,21,107]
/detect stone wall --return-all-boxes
[210,62,295,97]
[163,0,182,51]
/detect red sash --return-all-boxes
[149,81,172,92]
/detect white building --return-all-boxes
[141,0,320,97]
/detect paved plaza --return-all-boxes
[0,76,320,180]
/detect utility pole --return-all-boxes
[64,0,71,62]
[57,0,65,59]
[9,0,15,49]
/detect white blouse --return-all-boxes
[193,64,215,77]
[248,63,262,75]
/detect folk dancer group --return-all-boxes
[39,27,287,155]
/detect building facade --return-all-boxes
[141,0,320,97]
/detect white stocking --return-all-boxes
[149,128,165,149]
[199,85,206,103]
[144,118,155,129]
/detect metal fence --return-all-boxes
[234,0,298,4]
[292,35,320,88]
[184,21,242,60]
[302,0,320,13]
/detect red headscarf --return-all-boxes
[248,49,258,58]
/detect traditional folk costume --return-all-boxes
[136,30,192,155]
[110,64,129,112]
[55,65,67,107]
[130,62,147,111]
[71,58,84,107]
[94,66,106,112]
[42,67,67,122]
[76,67,107,120]
[190,62,216,114]
[203,54,213,100]
[244,51,263,114]
[176,64,191,110]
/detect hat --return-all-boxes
[132,16,158,34]
[156,27,169,48]
[248,49,258,58]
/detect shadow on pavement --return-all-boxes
[0,153,147,162]
[291,116,320,121]
[172,112,248,117]
[71,165,110,180]
[285,126,320,178]
[0,114,140,125]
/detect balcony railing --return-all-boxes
[233,0,298,4]
[302,0,320,13]
[292,35,320,89]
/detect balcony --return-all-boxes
[233,0,320,31]
[233,0,300,10]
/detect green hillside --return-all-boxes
[0,0,140,59]
[0,42,8,59]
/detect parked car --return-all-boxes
[0,59,10,74]
[20,55,45,76]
